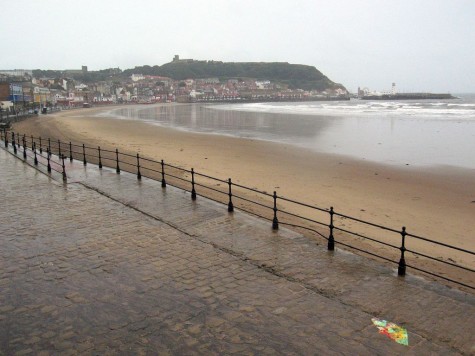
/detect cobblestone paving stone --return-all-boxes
[1,145,474,355]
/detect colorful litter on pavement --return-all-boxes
[371,318,409,346]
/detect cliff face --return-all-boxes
[124,61,347,92]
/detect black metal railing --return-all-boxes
[2,130,474,290]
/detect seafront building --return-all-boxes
[358,83,397,97]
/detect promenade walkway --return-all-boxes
[1,145,474,355]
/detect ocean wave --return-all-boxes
[212,100,475,120]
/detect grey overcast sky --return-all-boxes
[1,0,474,93]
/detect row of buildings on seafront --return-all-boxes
[0,64,348,117]
[0,67,129,116]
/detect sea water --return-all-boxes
[107,94,475,169]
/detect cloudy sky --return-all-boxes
[1,0,474,93]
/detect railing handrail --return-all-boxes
[2,130,474,290]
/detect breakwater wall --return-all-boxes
[361,93,455,100]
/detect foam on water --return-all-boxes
[213,99,475,120]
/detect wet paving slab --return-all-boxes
[1,145,474,355]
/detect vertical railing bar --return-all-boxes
[83,144,87,165]
[191,168,197,200]
[161,159,166,187]
[22,134,27,159]
[33,142,38,165]
[228,178,234,212]
[98,146,103,169]
[137,153,142,180]
[62,155,67,182]
[47,148,51,172]
[12,132,17,154]
[272,191,279,230]
[398,226,407,276]
[328,207,335,251]
[116,148,120,174]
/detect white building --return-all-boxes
[131,74,145,82]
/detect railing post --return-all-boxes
[31,135,34,149]
[69,142,73,162]
[228,178,234,212]
[398,226,407,276]
[12,132,17,154]
[22,134,27,159]
[136,153,142,180]
[33,142,38,165]
[328,207,335,251]
[161,159,166,187]
[82,144,87,165]
[47,148,51,172]
[115,148,120,174]
[58,139,61,158]
[98,146,102,169]
[17,132,20,147]
[62,154,67,182]
[48,138,51,157]
[4,129,7,147]
[272,191,279,230]
[191,168,197,200]
[39,137,42,154]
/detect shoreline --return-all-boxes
[12,105,475,286]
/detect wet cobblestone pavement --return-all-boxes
[1,146,474,355]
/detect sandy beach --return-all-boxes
[12,104,475,287]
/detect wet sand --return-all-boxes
[12,104,475,283]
